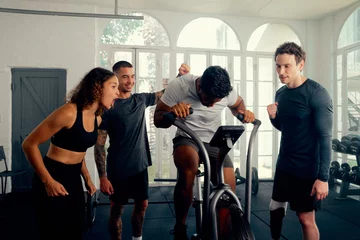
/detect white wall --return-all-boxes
[2,0,356,191]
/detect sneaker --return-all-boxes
[173,224,189,240]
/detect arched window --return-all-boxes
[177,17,240,50]
[335,7,360,168]
[247,23,301,52]
[338,8,360,49]
[101,13,169,47]
[246,23,301,179]
[99,13,171,184]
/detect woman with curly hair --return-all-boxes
[22,67,119,240]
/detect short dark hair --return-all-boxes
[275,42,306,65]
[112,61,133,72]
[200,66,232,98]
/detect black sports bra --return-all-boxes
[51,108,98,152]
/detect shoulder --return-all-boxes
[305,79,329,96]
[44,103,77,128]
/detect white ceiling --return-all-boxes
[14,0,360,20]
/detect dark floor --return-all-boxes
[1,182,360,240]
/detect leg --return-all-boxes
[296,211,319,240]
[109,200,125,240]
[173,145,199,225]
[291,176,319,240]
[270,168,290,240]
[223,167,236,192]
[269,199,288,240]
[132,199,148,238]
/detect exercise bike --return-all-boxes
[163,110,260,240]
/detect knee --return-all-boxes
[297,212,315,229]
[135,200,148,212]
[269,200,288,213]
[110,201,124,217]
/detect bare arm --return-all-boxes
[154,64,190,105]
[22,104,74,184]
[229,96,255,123]
[154,89,165,105]
[94,129,108,179]
[81,159,97,195]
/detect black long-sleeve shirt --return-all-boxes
[270,79,333,181]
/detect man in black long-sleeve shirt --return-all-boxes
[267,42,333,240]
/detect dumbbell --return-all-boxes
[349,141,360,155]
[350,166,360,185]
[338,139,351,153]
[340,163,351,181]
[330,161,341,179]
[332,139,340,151]
[341,135,353,142]
[351,135,360,142]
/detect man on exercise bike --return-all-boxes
[154,65,256,240]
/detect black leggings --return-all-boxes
[32,156,84,240]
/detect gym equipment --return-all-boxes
[234,167,259,196]
[329,161,341,186]
[163,110,259,240]
[338,139,351,153]
[331,134,360,199]
[350,141,360,155]
[332,139,340,151]
[350,166,360,185]
[85,191,99,229]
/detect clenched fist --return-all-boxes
[267,102,278,119]
[178,63,190,76]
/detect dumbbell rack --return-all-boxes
[333,152,360,199]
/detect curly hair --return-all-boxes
[200,66,233,98]
[275,42,306,65]
[66,67,115,116]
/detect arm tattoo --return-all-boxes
[154,89,165,104]
[94,129,108,178]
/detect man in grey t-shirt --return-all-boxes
[154,66,256,240]
[94,61,190,240]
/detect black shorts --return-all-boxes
[109,169,149,205]
[173,136,234,185]
[173,136,233,168]
[272,168,318,212]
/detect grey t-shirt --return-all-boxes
[161,74,238,143]
[99,93,155,181]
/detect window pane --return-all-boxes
[247,23,301,52]
[246,57,253,80]
[258,58,273,81]
[139,52,156,78]
[337,80,342,105]
[177,17,240,50]
[337,55,342,80]
[338,8,360,48]
[258,107,272,131]
[101,13,170,46]
[246,82,253,106]
[100,50,108,68]
[212,55,228,69]
[162,53,170,78]
[190,54,207,76]
[258,82,273,106]
[258,156,272,178]
[258,132,273,155]
[114,51,132,64]
[337,107,343,131]
[234,56,241,80]
[347,49,360,78]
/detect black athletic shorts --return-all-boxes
[272,167,319,212]
[109,169,149,205]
